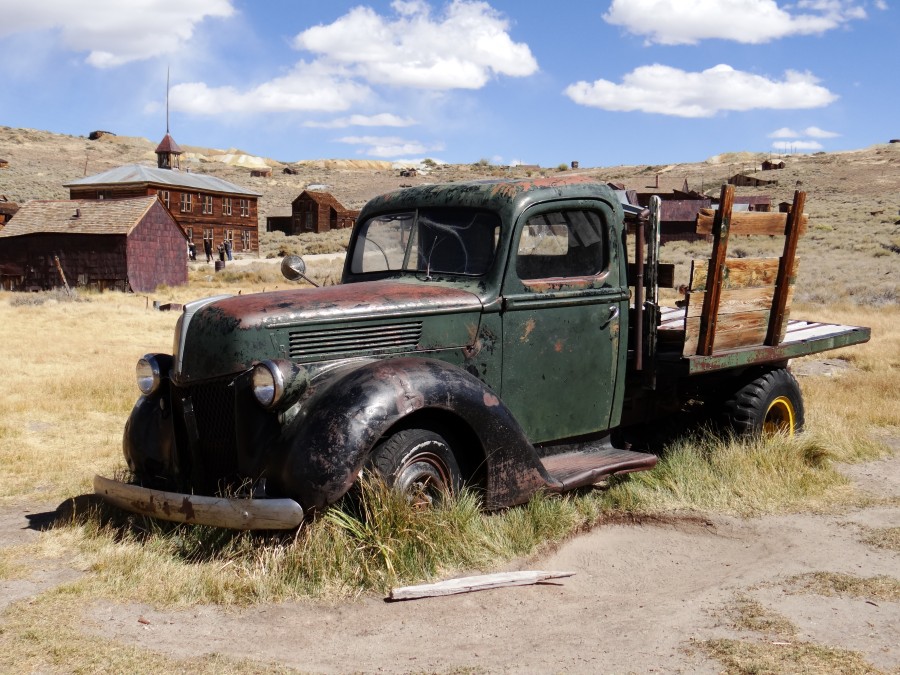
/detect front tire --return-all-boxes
[370,428,462,505]
[723,368,805,436]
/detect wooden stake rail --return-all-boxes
[685,186,806,357]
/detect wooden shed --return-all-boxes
[0,158,9,169]
[0,197,19,226]
[290,190,359,234]
[0,196,187,292]
[761,159,785,171]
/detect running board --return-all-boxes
[540,447,657,492]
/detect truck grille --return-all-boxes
[289,321,423,360]
[188,379,239,483]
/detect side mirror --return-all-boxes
[280,255,319,287]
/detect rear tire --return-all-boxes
[723,368,805,436]
[370,428,462,505]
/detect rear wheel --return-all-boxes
[723,368,805,436]
[370,428,462,505]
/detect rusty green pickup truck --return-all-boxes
[95,176,870,529]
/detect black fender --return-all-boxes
[267,357,552,511]
[123,388,181,490]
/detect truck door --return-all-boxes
[500,201,628,443]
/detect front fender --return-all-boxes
[268,357,551,511]
[123,389,180,490]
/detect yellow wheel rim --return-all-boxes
[763,396,795,435]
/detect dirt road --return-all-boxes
[3,453,897,673]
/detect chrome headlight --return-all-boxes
[136,354,163,395]
[251,360,285,409]
[251,360,309,410]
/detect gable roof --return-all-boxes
[0,196,176,238]
[64,164,261,197]
[293,189,349,212]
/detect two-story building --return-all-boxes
[65,134,261,254]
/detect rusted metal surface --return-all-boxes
[94,475,304,530]
[541,448,657,490]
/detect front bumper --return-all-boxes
[93,475,304,530]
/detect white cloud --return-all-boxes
[293,0,538,89]
[875,0,888,9]
[768,125,839,138]
[565,64,838,117]
[0,0,234,67]
[336,135,445,157]
[304,113,418,129]
[803,125,840,138]
[170,61,370,114]
[772,140,825,150]
[604,0,867,45]
[769,127,800,138]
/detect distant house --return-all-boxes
[265,207,293,234]
[733,196,772,212]
[64,133,262,255]
[250,167,272,178]
[761,159,785,171]
[0,197,19,226]
[0,196,187,292]
[284,190,359,235]
[727,173,778,187]
[0,158,9,169]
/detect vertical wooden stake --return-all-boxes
[766,190,806,346]
[696,184,734,356]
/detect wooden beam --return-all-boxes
[766,190,806,346]
[696,210,808,237]
[388,571,576,601]
[689,257,797,292]
[696,184,734,356]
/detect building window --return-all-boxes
[240,199,250,217]
[202,195,213,214]
[185,227,194,241]
[203,228,214,241]
[159,190,170,208]
[180,192,192,213]
[224,229,234,244]
[241,230,252,251]
[223,197,232,216]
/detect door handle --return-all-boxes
[599,305,619,330]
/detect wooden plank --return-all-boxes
[766,190,806,346]
[628,262,675,288]
[689,257,799,292]
[685,285,792,319]
[696,210,808,236]
[683,310,771,357]
[696,185,734,355]
[388,571,576,601]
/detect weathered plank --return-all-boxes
[689,257,799,292]
[696,184,734,355]
[683,309,771,357]
[685,285,793,319]
[388,571,576,601]
[766,190,806,346]
[696,210,808,236]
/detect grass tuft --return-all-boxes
[861,526,900,552]
[784,572,900,602]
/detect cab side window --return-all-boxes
[516,210,607,280]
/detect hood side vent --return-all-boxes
[289,321,423,360]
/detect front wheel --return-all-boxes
[723,368,805,436]
[370,428,462,505]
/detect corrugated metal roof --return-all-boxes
[64,164,261,196]
[0,196,164,238]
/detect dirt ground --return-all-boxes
[2,451,897,674]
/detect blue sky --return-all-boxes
[0,0,895,167]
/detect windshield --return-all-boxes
[349,208,500,277]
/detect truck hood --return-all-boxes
[174,280,484,383]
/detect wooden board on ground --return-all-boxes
[388,571,575,601]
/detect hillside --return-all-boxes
[1,125,898,304]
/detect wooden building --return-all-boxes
[727,173,779,188]
[0,196,187,292]
[0,158,9,169]
[0,197,19,226]
[250,167,273,178]
[64,134,261,254]
[276,190,359,235]
[761,159,785,171]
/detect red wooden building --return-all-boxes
[288,190,359,234]
[64,134,261,255]
[0,196,187,292]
